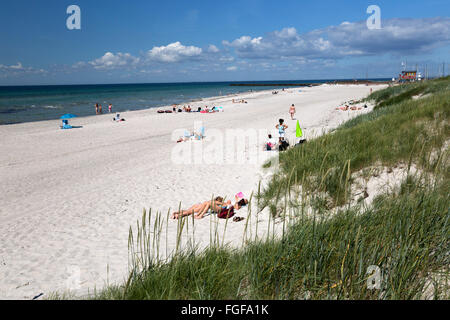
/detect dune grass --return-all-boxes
[366,76,450,110]
[91,171,448,300]
[69,78,449,300]
[261,79,449,208]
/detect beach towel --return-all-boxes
[279,139,289,151]
[217,206,235,219]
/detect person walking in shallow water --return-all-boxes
[289,104,296,120]
[99,104,102,114]
[108,104,112,113]
[95,103,99,114]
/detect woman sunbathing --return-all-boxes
[171,196,249,219]
[172,197,225,219]
[222,196,248,210]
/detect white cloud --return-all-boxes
[223,36,263,51]
[0,62,24,70]
[89,52,140,69]
[147,42,202,63]
[325,17,450,56]
[0,62,46,76]
[21,16,448,80]
[72,61,88,69]
[9,62,24,70]
[219,56,234,62]
[207,44,220,53]
[223,17,450,60]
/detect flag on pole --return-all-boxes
[296,120,303,138]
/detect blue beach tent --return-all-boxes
[60,114,77,129]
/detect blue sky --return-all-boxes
[0,0,449,85]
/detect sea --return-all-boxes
[0,79,389,125]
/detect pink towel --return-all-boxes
[236,192,244,199]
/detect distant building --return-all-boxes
[399,70,417,81]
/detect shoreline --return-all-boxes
[0,80,390,126]
[0,88,261,127]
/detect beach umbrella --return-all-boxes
[296,120,303,138]
[60,113,77,119]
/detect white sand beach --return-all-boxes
[0,83,386,299]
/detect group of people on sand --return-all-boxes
[264,104,300,152]
[173,102,298,221]
[95,103,113,115]
[264,118,290,151]
[335,103,368,111]
[157,105,221,114]
[232,99,248,104]
[172,193,248,221]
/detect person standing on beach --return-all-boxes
[289,104,296,120]
[99,104,102,114]
[95,103,99,114]
[108,104,112,113]
[276,119,288,143]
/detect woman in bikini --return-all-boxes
[172,196,249,220]
[289,104,296,120]
[172,197,225,219]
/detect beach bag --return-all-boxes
[217,206,235,219]
[279,140,289,151]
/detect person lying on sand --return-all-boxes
[172,196,249,219]
[113,113,125,122]
[176,130,194,143]
[231,197,249,210]
[218,196,248,210]
[172,196,225,219]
